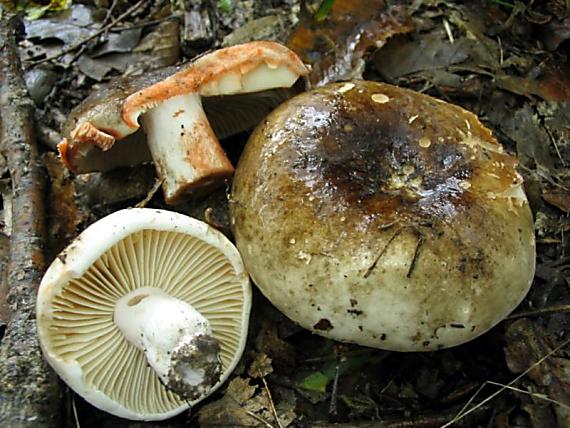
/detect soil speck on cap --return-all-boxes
[313,318,333,331]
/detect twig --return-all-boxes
[485,381,570,411]
[406,231,424,278]
[443,18,454,43]
[364,229,402,278]
[450,382,487,425]
[545,127,566,167]
[25,0,146,69]
[102,0,119,27]
[0,14,61,426]
[441,338,570,427]
[259,369,283,428]
[72,395,81,428]
[311,403,493,427]
[68,43,90,69]
[518,164,569,191]
[562,228,566,258]
[507,304,570,320]
[243,409,274,428]
[113,15,180,31]
[497,35,504,65]
[487,0,515,9]
[135,177,164,208]
[329,363,340,416]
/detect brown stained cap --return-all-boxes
[231,80,536,352]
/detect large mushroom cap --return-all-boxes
[37,208,251,420]
[230,80,536,352]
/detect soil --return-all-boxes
[0,0,569,427]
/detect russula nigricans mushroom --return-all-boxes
[37,208,251,420]
[59,41,308,204]
[230,80,536,352]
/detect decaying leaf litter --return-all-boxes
[0,0,568,426]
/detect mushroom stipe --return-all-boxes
[230,80,536,352]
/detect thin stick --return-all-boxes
[329,363,340,416]
[508,304,570,320]
[497,35,504,65]
[443,18,454,43]
[135,177,164,208]
[25,0,145,69]
[259,369,283,428]
[102,0,119,27]
[450,382,487,424]
[406,231,424,278]
[72,395,81,428]
[562,228,566,258]
[113,15,179,31]
[364,229,402,278]
[243,409,274,428]
[545,127,566,167]
[485,381,570,411]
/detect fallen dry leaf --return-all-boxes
[287,0,413,86]
[248,353,274,379]
[198,375,295,427]
[505,319,570,427]
[540,17,570,51]
[226,377,258,405]
[543,190,570,213]
[495,66,570,103]
[255,320,296,372]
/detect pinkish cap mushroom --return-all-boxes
[59,41,308,204]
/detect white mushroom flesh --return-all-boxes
[200,63,301,96]
[132,63,304,204]
[114,287,221,400]
[140,94,231,202]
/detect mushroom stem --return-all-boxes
[139,93,234,204]
[114,287,222,400]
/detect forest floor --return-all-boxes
[0,0,569,427]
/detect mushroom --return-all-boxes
[37,208,251,420]
[59,41,308,204]
[230,80,536,352]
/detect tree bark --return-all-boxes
[0,14,62,427]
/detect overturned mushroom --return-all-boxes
[231,80,536,352]
[37,208,251,420]
[59,41,308,204]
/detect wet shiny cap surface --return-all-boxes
[260,81,520,225]
[231,80,535,352]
